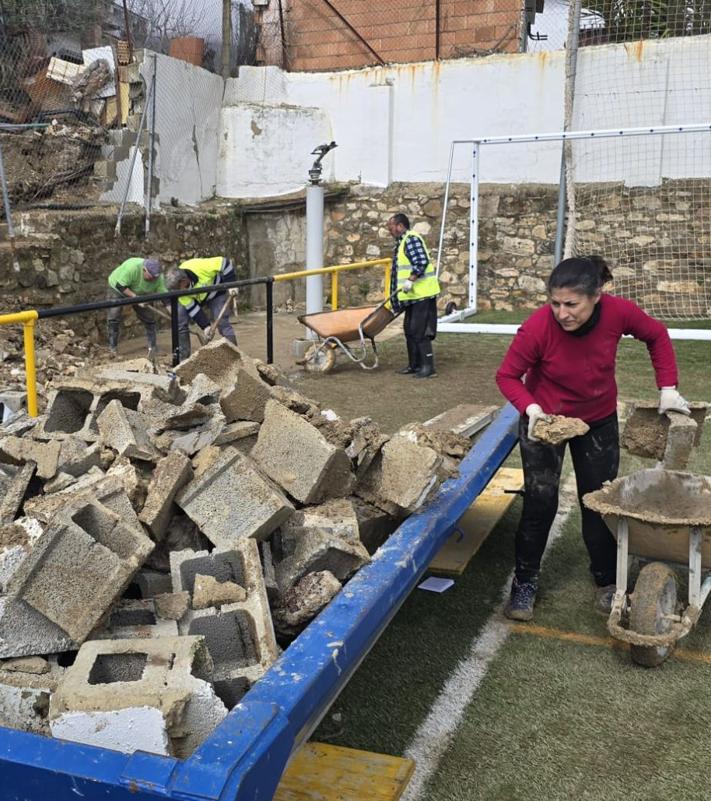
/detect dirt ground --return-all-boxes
[118,310,511,433]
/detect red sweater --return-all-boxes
[495,294,679,423]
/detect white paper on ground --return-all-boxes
[417,576,454,593]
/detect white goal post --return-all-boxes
[436,122,711,340]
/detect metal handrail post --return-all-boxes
[266,279,274,364]
[0,141,20,273]
[436,141,455,278]
[22,320,38,417]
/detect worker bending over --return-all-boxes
[107,257,165,357]
[496,255,689,622]
[165,256,238,361]
[387,213,440,378]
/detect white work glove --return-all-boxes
[202,326,213,342]
[402,279,414,293]
[525,403,548,441]
[228,288,239,298]
[659,387,690,416]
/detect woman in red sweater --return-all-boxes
[495,255,689,621]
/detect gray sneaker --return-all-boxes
[504,577,538,622]
[594,584,617,616]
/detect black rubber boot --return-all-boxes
[415,341,437,378]
[396,337,420,375]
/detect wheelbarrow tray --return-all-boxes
[298,305,396,344]
[584,468,711,567]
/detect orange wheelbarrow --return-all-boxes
[298,294,400,373]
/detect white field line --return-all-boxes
[400,475,579,801]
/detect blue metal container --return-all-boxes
[0,405,518,801]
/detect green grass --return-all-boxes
[310,334,711,800]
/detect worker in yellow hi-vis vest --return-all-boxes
[165,256,238,362]
[387,213,440,378]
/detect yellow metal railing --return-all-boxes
[274,257,391,311]
[0,310,39,417]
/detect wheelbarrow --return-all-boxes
[584,467,711,667]
[298,293,400,373]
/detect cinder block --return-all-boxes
[0,517,43,592]
[355,433,443,517]
[139,451,193,540]
[0,436,60,479]
[57,438,105,478]
[130,568,174,599]
[174,340,272,423]
[94,369,182,404]
[0,658,63,735]
[177,447,293,547]
[3,499,153,648]
[251,400,355,504]
[0,463,36,525]
[49,635,226,757]
[170,542,278,709]
[97,400,160,461]
[90,599,178,640]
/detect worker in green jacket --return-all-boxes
[388,213,440,378]
[165,256,238,361]
[107,257,166,356]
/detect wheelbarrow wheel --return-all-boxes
[304,343,336,373]
[629,562,677,668]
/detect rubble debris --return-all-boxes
[0,335,495,753]
[532,414,590,445]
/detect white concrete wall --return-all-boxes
[217,34,711,198]
[141,53,224,206]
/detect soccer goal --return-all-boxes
[437,122,711,341]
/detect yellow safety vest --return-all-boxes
[396,232,440,302]
[178,257,227,309]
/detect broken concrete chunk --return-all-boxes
[49,636,226,757]
[182,373,222,407]
[169,406,226,456]
[251,400,355,504]
[177,447,293,547]
[57,438,105,477]
[139,451,193,540]
[214,420,260,447]
[0,517,44,593]
[275,570,342,629]
[356,433,443,517]
[154,591,190,621]
[94,368,182,404]
[282,499,361,545]
[533,414,589,445]
[192,574,247,609]
[97,400,160,461]
[1,656,50,675]
[351,497,398,555]
[0,462,36,525]
[0,436,60,480]
[422,403,499,438]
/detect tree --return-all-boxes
[0,0,103,36]
[581,0,711,41]
[126,0,207,52]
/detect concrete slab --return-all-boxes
[49,635,226,757]
[139,451,193,540]
[177,447,293,547]
[251,400,355,504]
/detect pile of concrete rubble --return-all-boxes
[0,340,494,758]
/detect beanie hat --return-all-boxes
[144,259,161,278]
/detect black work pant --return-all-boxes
[515,413,619,588]
[403,297,438,343]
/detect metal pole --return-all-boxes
[0,141,20,273]
[170,296,180,367]
[436,142,454,278]
[145,55,157,237]
[553,153,566,266]
[519,1,528,52]
[469,142,480,311]
[562,0,582,259]
[266,279,274,364]
[305,182,324,340]
[115,73,153,237]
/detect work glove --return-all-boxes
[228,288,239,298]
[202,326,213,342]
[658,387,690,416]
[525,403,548,441]
[402,279,414,293]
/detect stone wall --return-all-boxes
[1,204,250,341]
